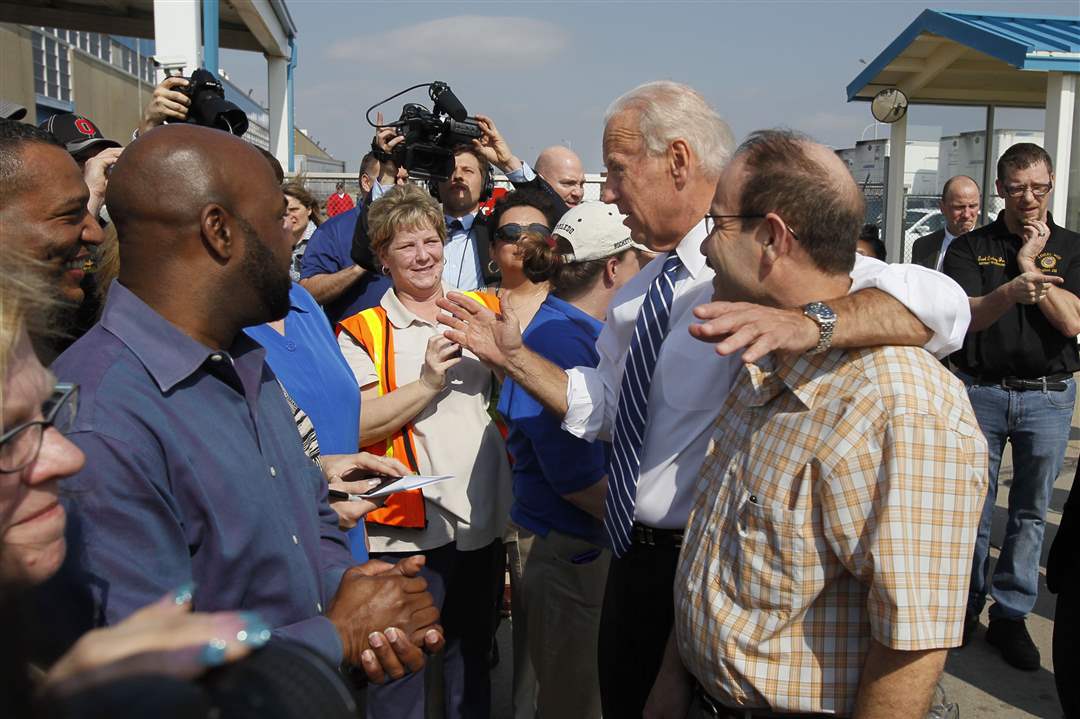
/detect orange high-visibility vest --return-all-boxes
[337,291,500,528]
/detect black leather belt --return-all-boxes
[630,522,683,549]
[972,372,1071,392]
[695,686,836,719]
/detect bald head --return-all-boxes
[534,145,585,207]
[108,125,263,236]
[105,124,292,336]
[736,129,862,275]
[940,175,980,236]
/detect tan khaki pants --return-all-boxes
[513,523,610,719]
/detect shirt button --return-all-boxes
[316,602,323,613]
[269,466,277,477]
[285,341,296,352]
[292,535,299,545]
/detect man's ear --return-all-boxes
[360,174,374,194]
[201,204,233,262]
[760,213,794,264]
[669,138,692,190]
[995,178,1006,199]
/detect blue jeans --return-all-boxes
[961,373,1075,620]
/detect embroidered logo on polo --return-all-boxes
[1038,253,1061,272]
[977,255,1006,267]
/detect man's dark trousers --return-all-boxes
[598,540,681,718]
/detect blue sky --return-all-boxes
[220,1,1077,171]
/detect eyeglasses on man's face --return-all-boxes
[704,213,766,236]
[0,383,79,474]
[1002,181,1053,199]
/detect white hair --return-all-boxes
[604,81,734,177]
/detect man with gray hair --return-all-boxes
[439,80,971,717]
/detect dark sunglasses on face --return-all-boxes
[494,223,551,243]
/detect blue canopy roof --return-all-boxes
[848,9,1080,104]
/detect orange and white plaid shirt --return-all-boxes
[675,346,987,716]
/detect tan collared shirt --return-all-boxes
[338,287,512,553]
[675,346,987,715]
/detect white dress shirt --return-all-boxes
[935,229,958,272]
[442,211,483,291]
[561,219,972,529]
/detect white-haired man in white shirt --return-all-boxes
[439,81,971,719]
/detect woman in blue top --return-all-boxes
[497,201,651,719]
[245,282,408,563]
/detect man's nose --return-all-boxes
[82,216,105,246]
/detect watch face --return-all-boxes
[806,302,836,321]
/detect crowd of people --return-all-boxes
[0,73,1077,719]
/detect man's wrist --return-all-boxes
[499,155,523,174]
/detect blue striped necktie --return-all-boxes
[604,253,683,557]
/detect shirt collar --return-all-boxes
[381,286,444,329]
[674,218,709,279]
[944,228,956,244]
[100,281,268,394]
[542,295,603,335]
[287,282,310,314]
[743,350,846,410]
[445,210,478,233]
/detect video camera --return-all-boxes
[369,82,482,182]
[155,61,249,137]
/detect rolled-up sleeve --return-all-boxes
[849,254,971,358]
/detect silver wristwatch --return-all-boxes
[802,301,837,355]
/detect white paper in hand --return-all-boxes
[361,475,454,498]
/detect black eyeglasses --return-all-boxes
[704,213,765,235]
[0,383,79,474]
[494,223,551,243]
[1002,181,1053,199]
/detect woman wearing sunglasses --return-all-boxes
[486,188,563,332]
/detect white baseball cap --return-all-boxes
[552,202,649,263]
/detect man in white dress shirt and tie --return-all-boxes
[910,175,981,270]
[438,81,972,718]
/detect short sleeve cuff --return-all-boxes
[562,367,604,441]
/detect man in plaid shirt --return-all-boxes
[647,130,987,719]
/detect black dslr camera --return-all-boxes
[163,66,249,137]
[371,82,482,182]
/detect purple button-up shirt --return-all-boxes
[49,282,353,663]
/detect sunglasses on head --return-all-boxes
[494,223,551,243]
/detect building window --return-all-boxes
[33,31,71,103]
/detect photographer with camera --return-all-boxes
[135,69,247,138]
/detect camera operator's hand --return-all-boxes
[320,452,408,530]
[139,77,191,135]
[473,115,523,174]
[326,560,440,679]
[84,146,123,219]
[372,111,405,158]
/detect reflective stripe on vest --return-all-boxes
[336,291,499,529]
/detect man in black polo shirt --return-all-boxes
[943,142,1080,671]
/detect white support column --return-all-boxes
[885,113,908,264]
[268,56,289,168]
[1045,72,1076,221]
[152,0,201,82]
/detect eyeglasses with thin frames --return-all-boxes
[1002,181,1053,199]
[0,382,79,474]
[704,213,800,242]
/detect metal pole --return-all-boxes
[202,0,219,74]
[980,104,995,226]
[287,37,296,173]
